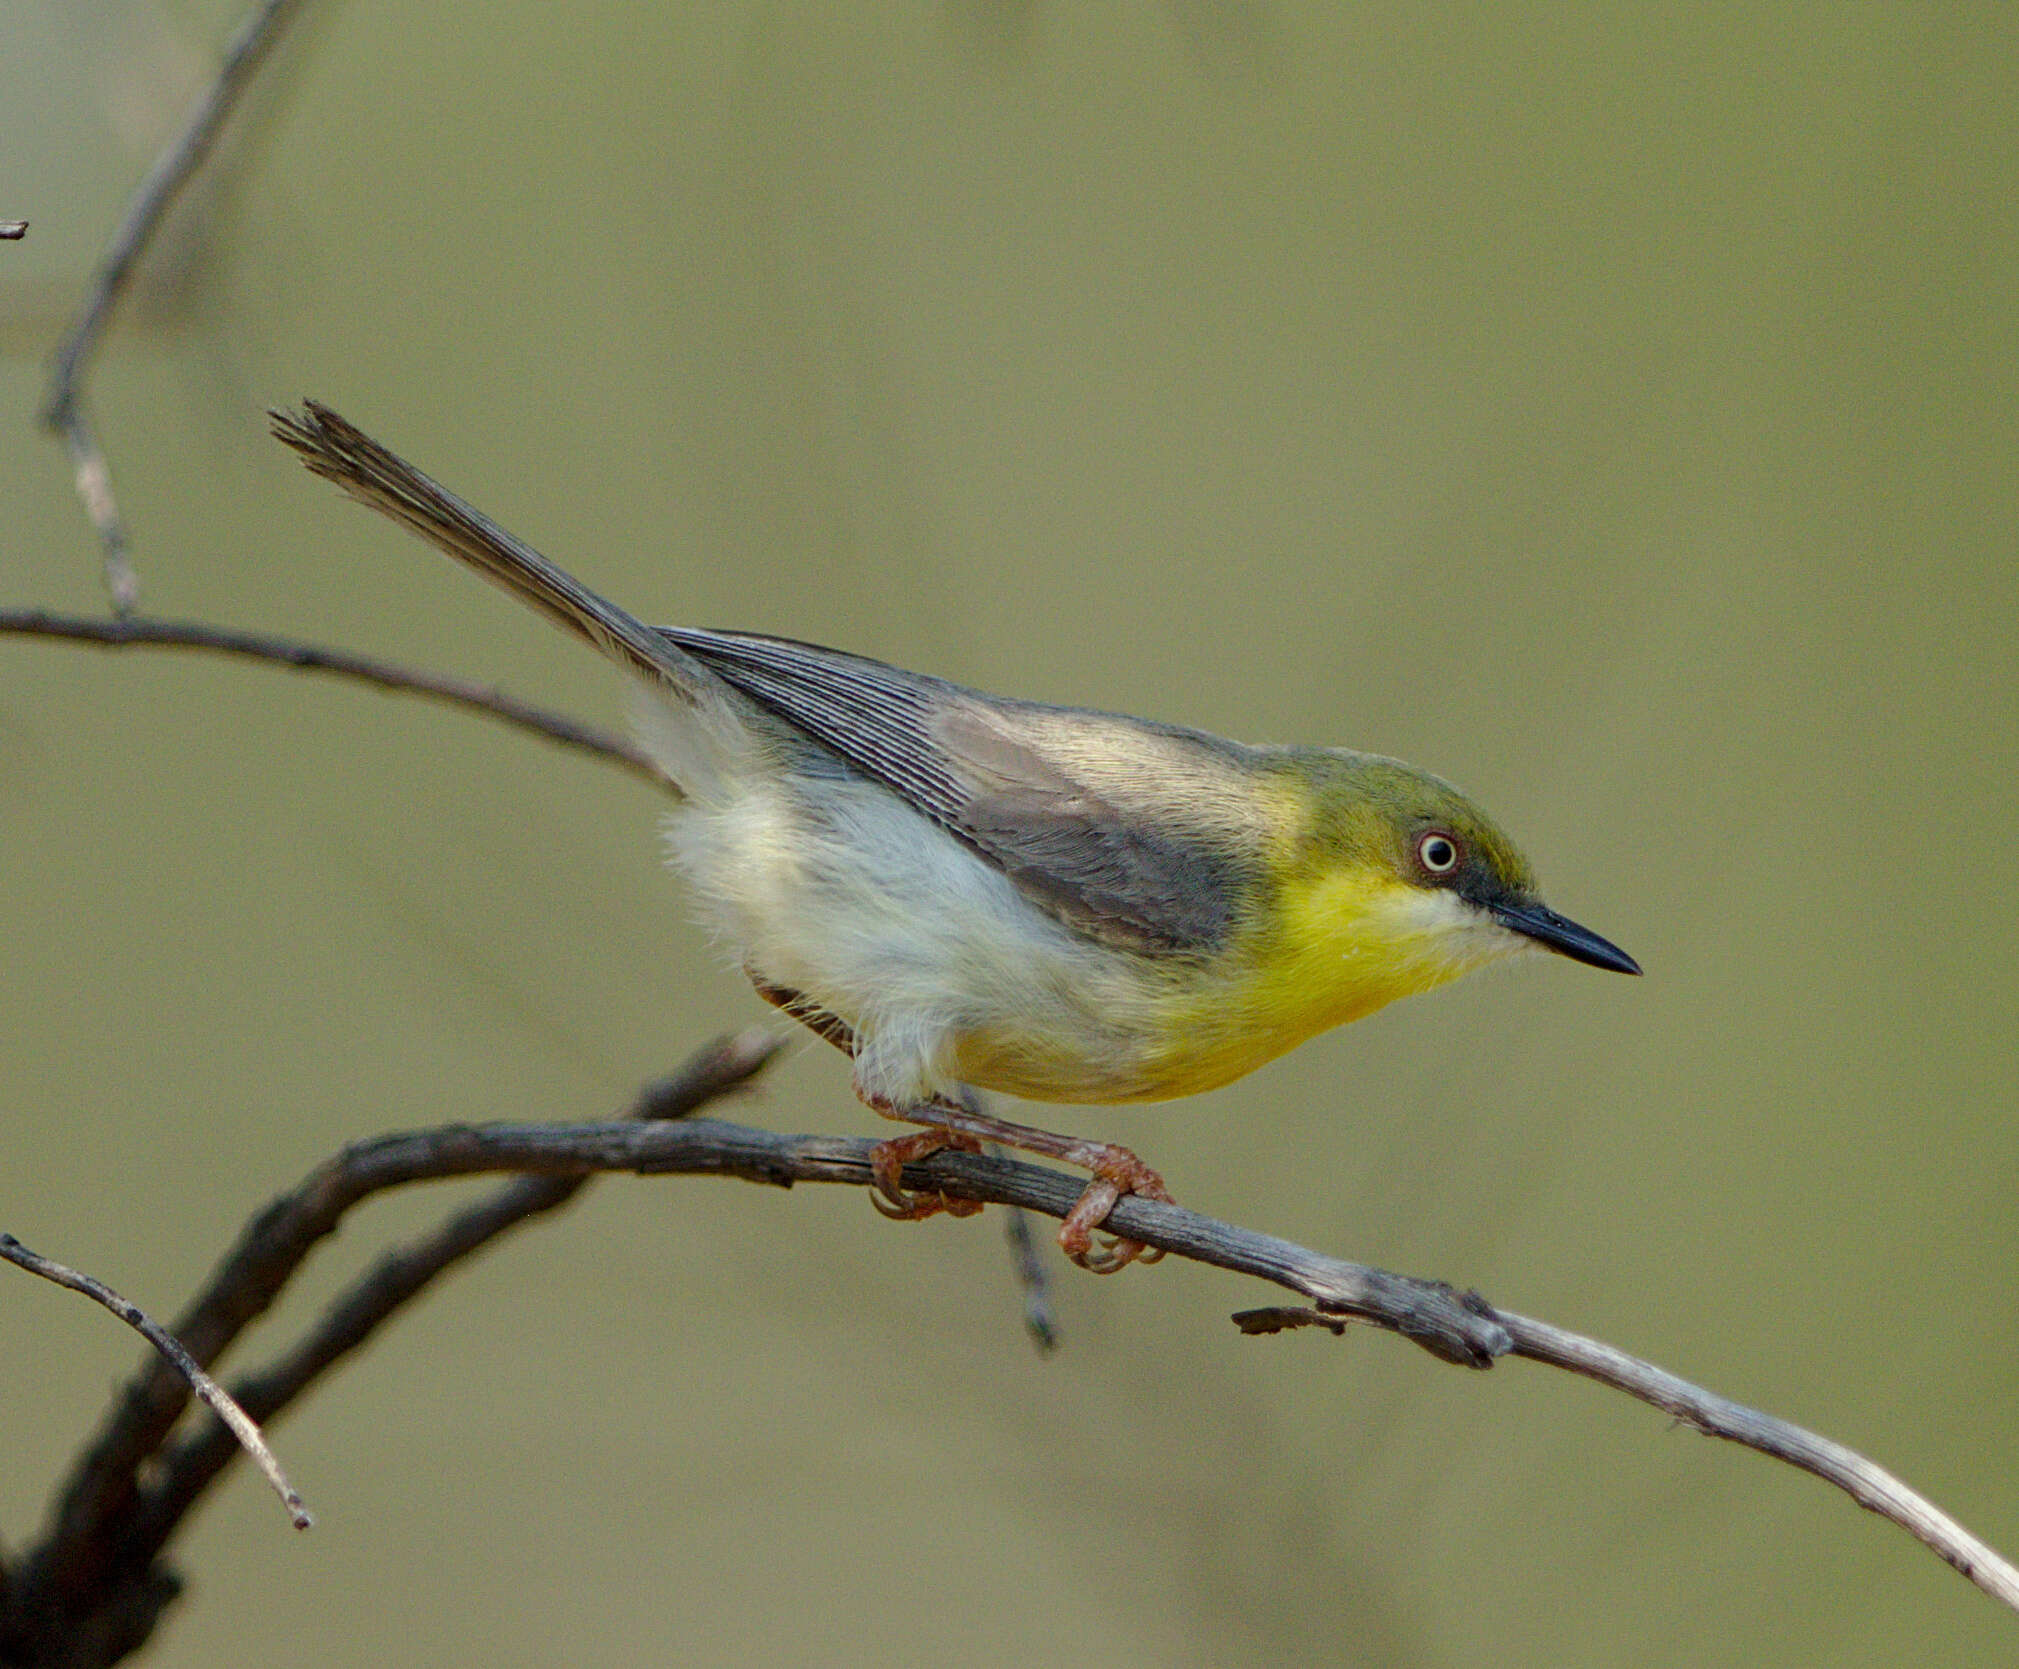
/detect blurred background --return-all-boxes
[4,3,2016,1664]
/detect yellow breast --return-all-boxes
[950,866,1521,1106]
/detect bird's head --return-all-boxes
[1270,751,1640,1006]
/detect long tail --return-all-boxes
[272,401,708,702]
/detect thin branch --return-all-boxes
[44,1098,2019,1616]
[1239,1304,2019,1613]
[0,1236,309,1530]
[41,0,313,614]
[232,1119,1511,1357]
[0,608,661,784]
[208,1120,2019,1613]
[45,409,140,620]
[45,0,312,412]
[1501,1311,2019,1611]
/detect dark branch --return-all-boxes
[41,1072,2019,1616]
[6,1034,780,1667]
[0,609,662,785]
[8,1054,2016,1659]
[999,1184,1061,1352]
[174,1119,2019,1615]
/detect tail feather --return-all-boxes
[272,401,705,701]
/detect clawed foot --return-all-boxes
[1057,1150,1174,1274]
[868,1129,986,1221]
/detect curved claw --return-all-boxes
[1056,1178,1118,1264]
[1068,1229,1166,1274]
[1097,1236,1168,1271]
[870,1188,984,1221]
[1058,1180,1154,1273]
[1074,1236,1140,1275]
[870,1184,938,1221]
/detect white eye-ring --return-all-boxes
[1417,831,1460,874]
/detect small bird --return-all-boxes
[274,402,1639,1272]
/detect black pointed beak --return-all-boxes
[1490,899,1642,975]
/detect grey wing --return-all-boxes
[660,628,1270,954]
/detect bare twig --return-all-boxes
[1232,1305,1348,1336]
[1500,1313,2019,1611]
[248,1121,2019,1612]
[47,410,140,618]
[970,1091,1058,1351]
[41,0,313,614]
[0,1236,309,1530]
[1244,1298,2019,1613]
[0,608,661,784]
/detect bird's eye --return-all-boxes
[1417,831,1460,874]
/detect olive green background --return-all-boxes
[5,4,2016,1665]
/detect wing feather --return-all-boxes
[660,628,1269,953]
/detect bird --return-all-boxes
[273,401,1640,1273]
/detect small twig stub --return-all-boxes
[1231,1305,1350,1336]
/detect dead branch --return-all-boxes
[10,1065,2014,1646]
[0,608,659,785]
[41,0,313,614]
